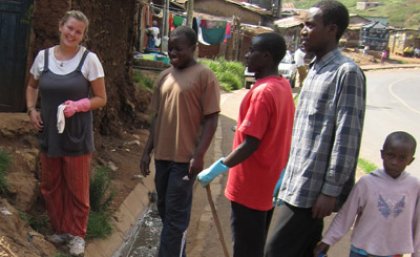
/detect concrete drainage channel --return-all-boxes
[117,194,162,257]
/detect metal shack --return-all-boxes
[359,21,389,51]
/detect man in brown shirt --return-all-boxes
[140,26,220,257]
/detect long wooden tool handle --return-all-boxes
[205,185,230,257]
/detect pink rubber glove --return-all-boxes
[63,98,91,118]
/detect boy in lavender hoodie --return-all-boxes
[314,131,420,257]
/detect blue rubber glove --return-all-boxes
[273,170,285,206]
[197,158,229,187]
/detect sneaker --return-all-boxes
[68,236,85,256]
[46,233,71,244]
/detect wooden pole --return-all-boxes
[161,0,170,52]
[205,185,230,257]
[186,0,194,27]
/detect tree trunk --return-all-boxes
[31,0,147,136]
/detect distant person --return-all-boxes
[294,47,307,87]
[363,45,369,55]
[139,26,220,257]
[146,20,160,49]
[314,131,420,257]
[26,10,107,256]
[381,48,388,64]
[198,32,295,257]
[284,49,293,63]
[414,47,420,58]
[264,1,366,257]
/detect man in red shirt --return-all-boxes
[198,32,295,257]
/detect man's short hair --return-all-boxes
[170,26,197,46]
[313,0,349,42]
[255,32,286,65]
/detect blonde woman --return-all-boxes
[26,10,106,256]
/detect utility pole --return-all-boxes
[161,0,170,52]
[186,0,194,27]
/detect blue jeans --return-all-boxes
[155,160,195,257]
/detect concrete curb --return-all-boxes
[361,64,420,71]
[85,176,155,257]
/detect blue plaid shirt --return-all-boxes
[279,48,366,209]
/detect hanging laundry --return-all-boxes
[169,13,175,31]
[173,15,185,27]
[192,17,199,35]
[200,20,227,45]
[224,22,232,43]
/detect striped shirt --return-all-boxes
[279,48,366,209]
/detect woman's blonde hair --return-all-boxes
[60,10,89,38]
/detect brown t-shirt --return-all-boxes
[151,63,221,162]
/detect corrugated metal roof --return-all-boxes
[241,23,273,35]
[274,16,303,28]
[224,0,272,16]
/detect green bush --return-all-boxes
[200,58,245,91]
[218,72,243,91]
[90,166,114,212]
[87,211,113,239]
[0,150,10,194]
[54,253,72,257]
[19,211,49,233]
[87,166,115,239]
[133,69,154,90]
[358,158,378,174]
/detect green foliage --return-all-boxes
[87,166,115,239]
[0,150,10,194]
[284,0,420,28]
[133,69,154,90]
[19,211,50,233]
[90,166,115,212]
[358,158,378,174]
[200,58,245,91]
[218,73,243,91]
[87,211,113,239]
[54,253,72,257]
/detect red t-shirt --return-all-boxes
[224,76,295,211]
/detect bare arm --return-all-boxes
[140,115,156,177]
[89,77,107,109]
[223,135,260,168]
[26,75,43,130]
[189,112,219,177]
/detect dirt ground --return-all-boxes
[0,49,419,256]
[0,112,151,256]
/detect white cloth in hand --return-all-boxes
[57,104,66,134]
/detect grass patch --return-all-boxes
[87,166,115,239]
[0,149,10,194]
[200,58,245,91]
[19,211,50,233]
[54,253,72,257]
[358,158,378,174]
[133,69,154,91]
[86,211,113,239]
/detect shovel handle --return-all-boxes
[205,185,230,257]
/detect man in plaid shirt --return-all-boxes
[264,1,366,257]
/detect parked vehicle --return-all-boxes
[278,56,297,88]
[243,55,297,89]
[243,67,255,89]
